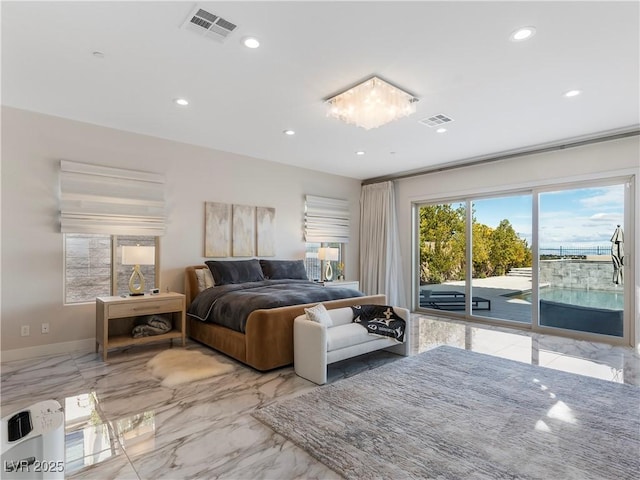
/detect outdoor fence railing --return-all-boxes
[539,246,611,257]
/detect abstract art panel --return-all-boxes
[256,207,276,256]
[232,204,256,257]
[204,202,231,257]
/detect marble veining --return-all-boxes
[1,315,638,479]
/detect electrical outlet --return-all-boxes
[41,323,50,334]
[21,325,30,337]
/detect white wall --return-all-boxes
[1,107,362,360]
[394,136,640,348]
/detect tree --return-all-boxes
[419,204,465,283]
[419,206,532,283]
[472,222,492,278]
[489,219,532,275]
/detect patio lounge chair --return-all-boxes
[420,290,491,311]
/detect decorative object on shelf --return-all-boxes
[325,76,418,130]
[336,262,345,281]
[317,247,339,281]
[121,245,155,295]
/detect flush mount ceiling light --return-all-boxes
[510,26,536,42]
[355,150,366,155]
[325,76,418,130]
[283,129,295,135]
[174,98,189,106]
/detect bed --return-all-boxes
[184,259,386,371]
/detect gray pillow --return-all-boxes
[205,259,265,285]
[259,259,308,280]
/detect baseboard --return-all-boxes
[1,338,95,363]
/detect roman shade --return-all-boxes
[304,195,350,243]
[59,160,165,235]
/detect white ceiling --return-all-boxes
[2,1,639,180]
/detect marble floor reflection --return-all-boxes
[1,315,638,479]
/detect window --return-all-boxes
[64,234,158,304]
[59,161,165,304]
[415,177,633,342]
[304,242,344,281]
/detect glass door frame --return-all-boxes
[531,176,634,346]
[413,175,635,347]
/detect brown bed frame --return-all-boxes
[184,265,386,371]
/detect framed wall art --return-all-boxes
[256,206,276,256]
[232,204,256,257]
[204,202,231,257]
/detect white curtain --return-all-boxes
[59,160,165,235]
[359,181,405,306]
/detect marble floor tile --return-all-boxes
[2,314,638,479]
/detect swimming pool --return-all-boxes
[514,288,624,310]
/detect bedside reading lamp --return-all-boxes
[317,247,339,282]
[121,245,155,296]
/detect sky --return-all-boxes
[470,184,626,250]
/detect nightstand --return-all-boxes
[323,280,360,291]
[96,292,186,361]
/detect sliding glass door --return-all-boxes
[470,195,532,322]
[415,177,633,343]
[538,184,626,337]
[417,195,532,323]
[417,202,467,311]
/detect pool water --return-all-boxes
[515,288,624,310]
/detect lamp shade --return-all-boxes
[317,247,339,262]
[121,246,155,266]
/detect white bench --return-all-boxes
[293,306,410,385]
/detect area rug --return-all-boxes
[147,349,234,387]
[252,346,639,480]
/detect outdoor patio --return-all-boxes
[420,274,546,324]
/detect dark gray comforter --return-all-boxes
[187,279,364,333]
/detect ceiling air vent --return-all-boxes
[419,114,454,127]
[181,6,237,42]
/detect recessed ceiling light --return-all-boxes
[355,151,366,156]
[283,129,295,136]
[436,128,447,134]
[510,26,536,42]
[563,89,582,98]
[243,37,260,49]
[174,98,189,106]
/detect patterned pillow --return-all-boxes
[304,303,333,327]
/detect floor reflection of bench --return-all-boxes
[420,290,491,311]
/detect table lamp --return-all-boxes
[317,247,339,282]
[121,245,155,296]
